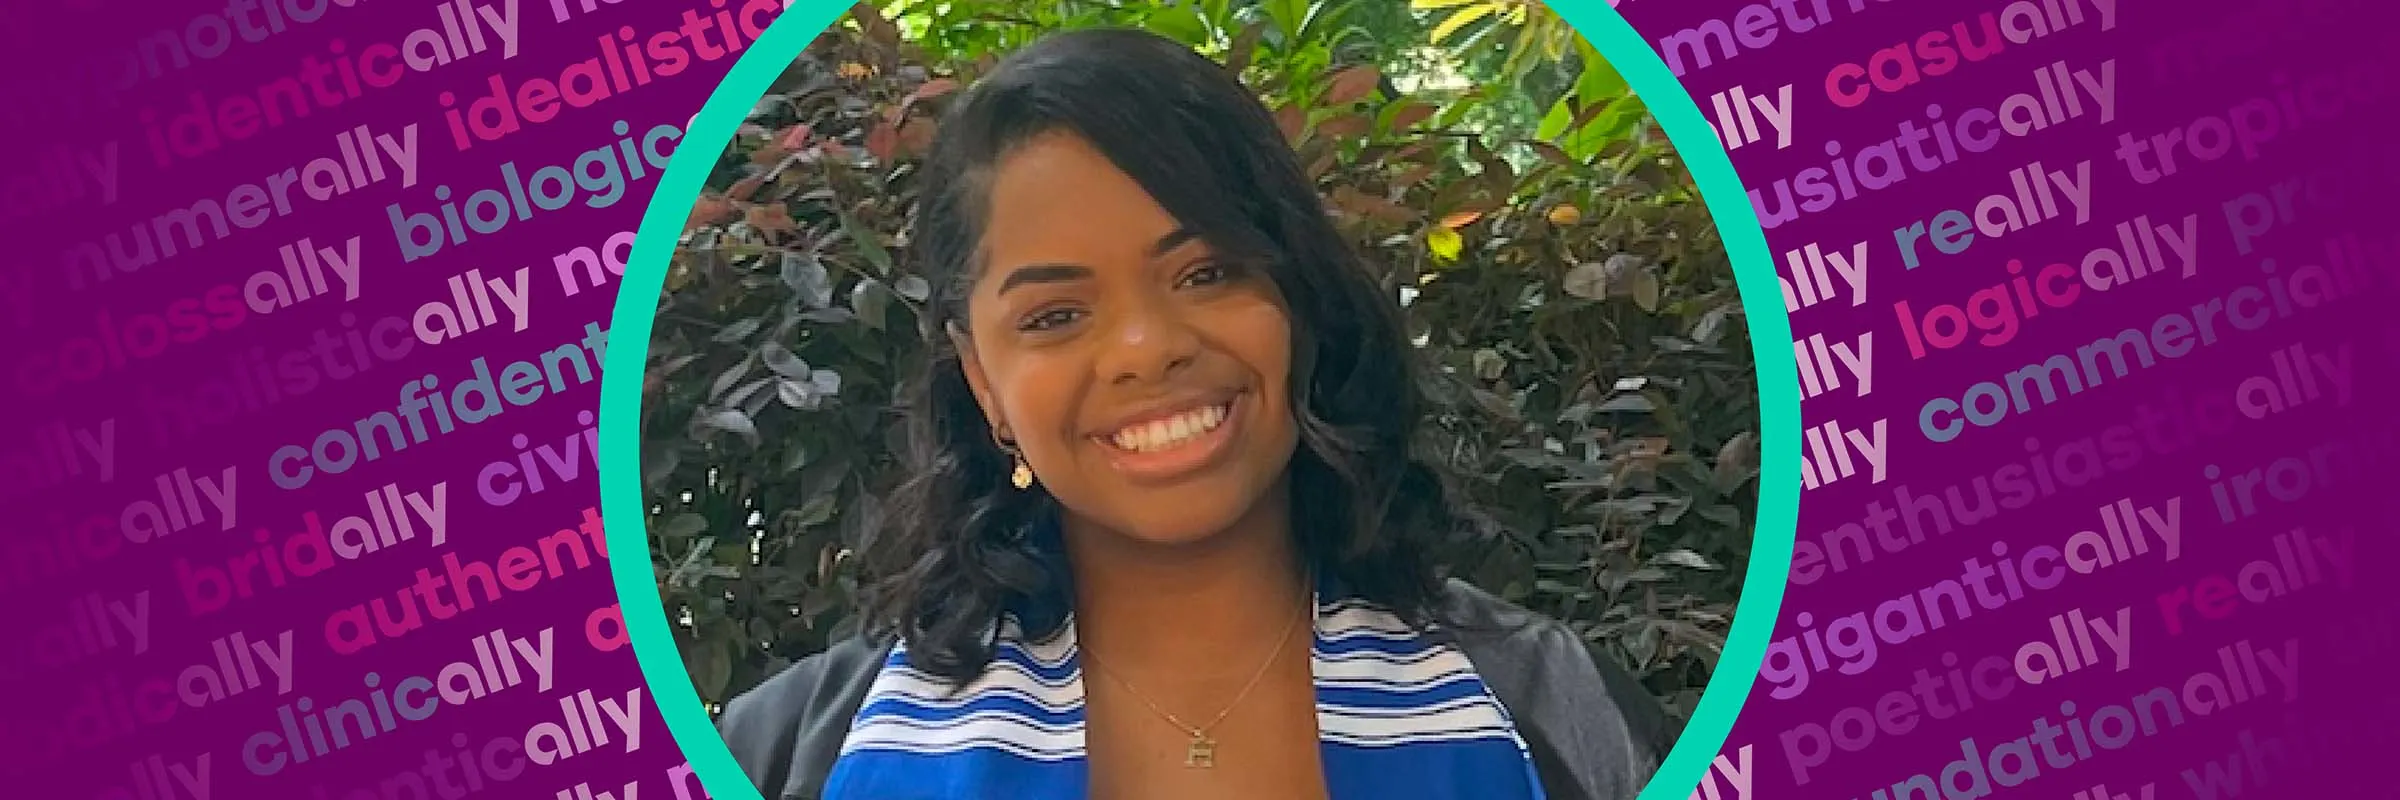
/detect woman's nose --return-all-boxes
[1099,302,1201,386]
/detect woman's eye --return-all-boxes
[1178,262,1234,288]
[1018,307,1085,332]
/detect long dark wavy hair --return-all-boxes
[857,27,1496,683]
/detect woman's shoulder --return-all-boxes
[716,634,894,799]
[1436,579,1673,800]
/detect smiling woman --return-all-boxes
[700,27,1671,800]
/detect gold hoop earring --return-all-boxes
[996,435,1034,490]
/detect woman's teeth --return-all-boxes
[1108,404,1229,452]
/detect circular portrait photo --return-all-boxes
[637,4,1759,799]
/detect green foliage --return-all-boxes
[644,5,1756,727]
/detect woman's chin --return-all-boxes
[1094,500,1256,550]
[1111,516,1243,548]
[1061,466,1292,551]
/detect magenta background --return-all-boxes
[0,1,2393,798]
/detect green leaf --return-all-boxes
[1438,90,1487,129]
[1561,262,1608,300]
[839,212,893,276]
[1262,0,1306,38]
[1577,99,1648,158]
[1296,0,1358,47]
[1693,306,1731,344]
[1712,431,1757,490]
[850,278,893,330]
[1146,4,1209,45]
[687,636,733,700]
[1632,269,1661,313]
[794,495,839,527]
[1652,549,1718,571]
[1200,0,1233,28]
[709,358,755,402]
[1536,96,1573,142]
[698,409,758,443]
[713,317,763,344]
[810,368,844,397]
[725,377,774,411]
[1429,3,1496,44]
[762,342,810,378]
[777,379,818,410]
[1574,58,1629,103]
[781,252,834,308]
[658,513,708,539]
[1409,0,1481,8]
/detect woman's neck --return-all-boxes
[1061,484,1310,680]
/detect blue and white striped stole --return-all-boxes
[822,594,1548,800]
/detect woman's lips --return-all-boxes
[1092,392,1243,483]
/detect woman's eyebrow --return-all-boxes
[994,263,1093,295]
[993,227,1205,296]
[1149,226,1202,258]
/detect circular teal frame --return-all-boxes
[599,3,1797,798]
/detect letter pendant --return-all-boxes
[1185,734,1217,768]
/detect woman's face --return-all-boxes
[955,131,1298,546]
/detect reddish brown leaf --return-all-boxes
[1429,180,1477,216]
[1392,163,1437,189]
[1226,21,1265,74]
[912,78,960,100]
[778,123,814,151]
[1528,140,1578,167]
[1308,149,1339,180]
[1315,113,1371,141]
[1390,139,1437,164]
[727,175,766,202]
[1273,104,1307,144]
[1438,210,1484,229]
[748,204,799,238]
[865,121,899,161]
[1331,186,1420,225]
[1390,102,1437,130]
[897,78,960,119]
[1571,97,1615,132]
[688,195,739,232]
[898,118,937,157]
[1483,173,1518,206]
[1324,65,1381,106]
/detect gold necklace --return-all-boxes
[1081,591,1312,768]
